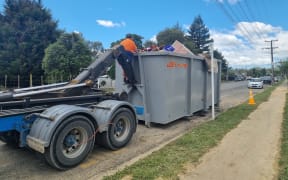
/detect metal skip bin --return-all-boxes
[115,51,221,126]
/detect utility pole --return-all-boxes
[263,40,278,84]
[210,42,215,120]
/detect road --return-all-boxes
[220,80,261,109]
[0,81,265,180]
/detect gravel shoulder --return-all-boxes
[179,83,287,180]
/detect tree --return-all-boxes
[183,41,197,53]
[0,0,60,86]
[156,24,185,46]
[107,63,115,80]
[42,32,92,83]
[213,50,228,80]
[143,40,157,48]
[260,68,267,76]
[87,41,104,59]
[186,15,213,54]
[278,58,288,78]
[247,67,264,77]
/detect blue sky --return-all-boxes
[0,0,287,68]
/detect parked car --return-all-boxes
[234,75,245,81]
[261,76,272,84]
[246,76,252,81]
[248,78,263,89]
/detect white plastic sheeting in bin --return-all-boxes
[115,51,221,126]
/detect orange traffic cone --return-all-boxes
[248,89,256,105]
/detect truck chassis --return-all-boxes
[0,46,137,170]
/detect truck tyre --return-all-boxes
[44,115,95,170]
[97,107,136,150]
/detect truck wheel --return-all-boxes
[97,108,136,150]
[44,115,95,170]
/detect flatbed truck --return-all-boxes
[0,46,137,170]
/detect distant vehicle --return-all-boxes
[246,76,252,81]
[234,76,244,81]
[261,76,272,84]
[248,78,263,89]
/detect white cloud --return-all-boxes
[150,35,157,43]
[73,30,80,34]
[96,19,126,28]
[211,22,288,68]
[183,24,190,30]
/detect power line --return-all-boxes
[225,2,256,43]
[215,0,254,45]
[238,0,264,40]
[229,0,265,42]
[242,0,257,20]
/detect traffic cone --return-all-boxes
[248,89,256,105]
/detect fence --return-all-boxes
[0,74,74,90]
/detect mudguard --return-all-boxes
[26,100,136,153]
[91,100,137,132]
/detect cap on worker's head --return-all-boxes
[126,34,132,38]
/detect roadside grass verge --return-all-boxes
[279,92,288,179]
[104,85,278,180]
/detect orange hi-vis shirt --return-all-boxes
[120,38,137,53]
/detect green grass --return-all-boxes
[279,92,288,180]
[104,84,278,180]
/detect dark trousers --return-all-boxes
[117,48,135,83]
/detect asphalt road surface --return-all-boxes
[0,81,266,180]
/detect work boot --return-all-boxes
[123,78,129,83]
